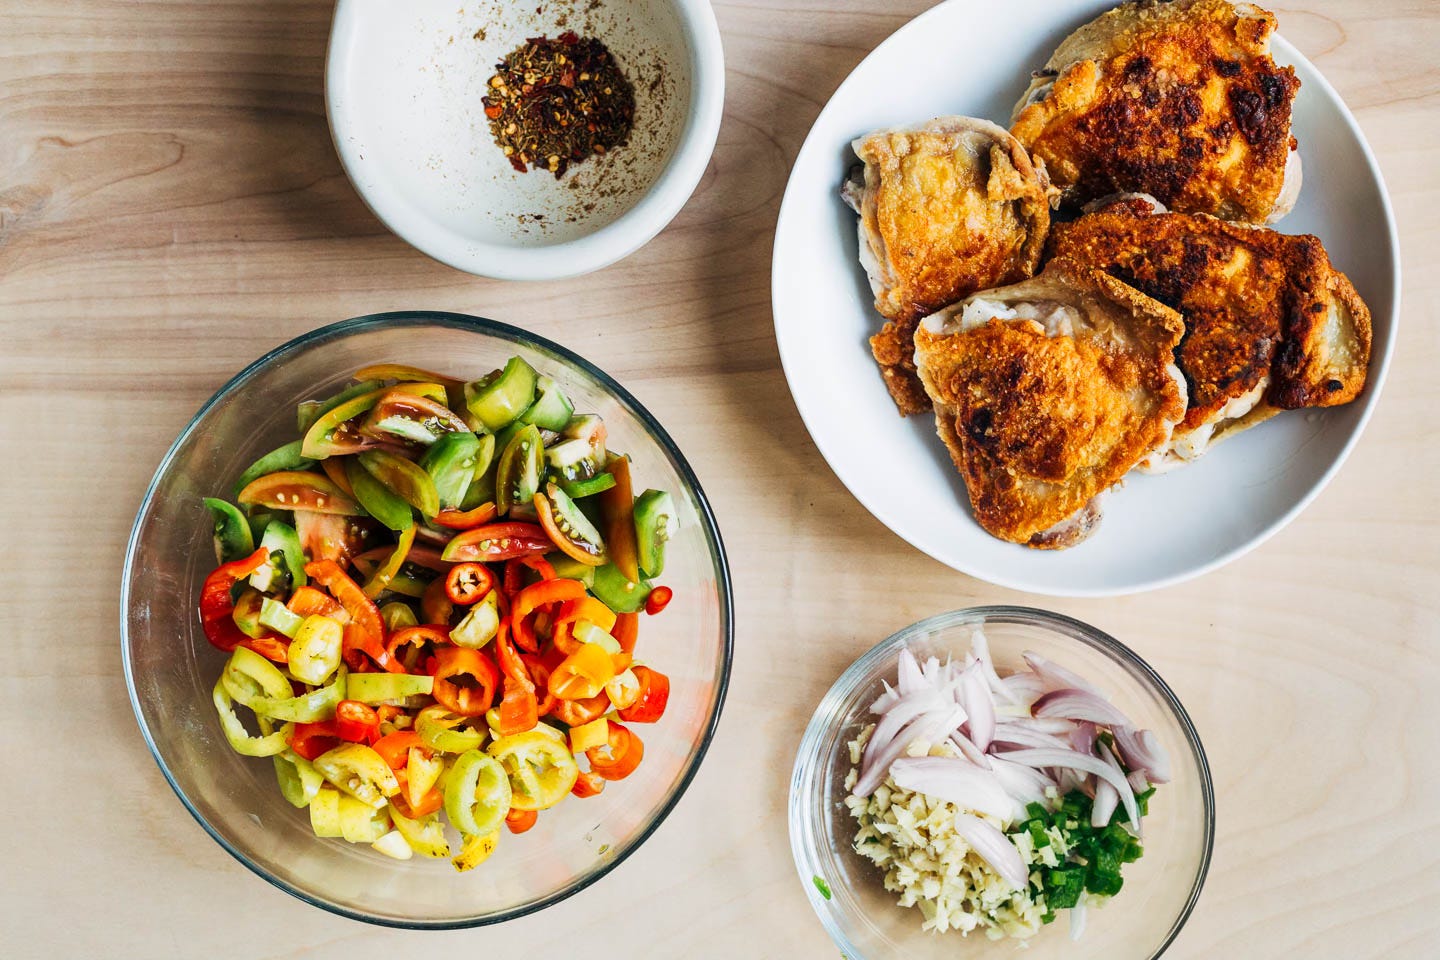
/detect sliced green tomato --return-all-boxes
[258,596,305,638]
[345,672,435,704]
[518,375,574,431]
[203,498,254,564]
[233,440,316,499]
[487,731,579,811]
[452,829,500,872]
[557,471,616,499]
[449,591,499,648]
[386,569,430,599]
[345,456,413,532]
[361,390,468,445]
[238,471,361,516]
[589,563,652,614]
[298,380,383,433]
[444,750,512,837]
[460,463,497,511]
[313,743,401,809]
[420,431,482,510]
[247,510,277,544]
[632,489,678,578]
[371,828,414,860]
[416,706,486,754]
[495,424,544,516]
[538,482,607,565]
[380,601,419,633]
[274,749,325,808]
[288,615,344,685]
[546,552,597,587]
[253,521,307,592]
[231,588,268,639]
[465,357,538,431]
[358,450,441,518]
[338,794,392,843]
[212,680,290,757]
[309,787,345,837]
[545,438,604,484]
[301,383,447,458]
[389,804,451,858]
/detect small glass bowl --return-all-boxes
[122,312,732,927]
[789,607,1213,958]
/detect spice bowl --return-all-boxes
[326,0,723,280]
[789,607,1214,959]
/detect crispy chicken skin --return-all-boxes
[913,259,1187,549]
[1011,0,1300,223]
[843,117,1053,415]
[1047,195,1372,469]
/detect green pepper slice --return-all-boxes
[222,647,346,723]
[233,440,317,499]
[203,497,255,564]
[297,379,382,433]
[465,357,538,432]
[258,596,305,638]
[557,471,616,499]
[443,749,512,837]
[212,680,291,757]
[420,431,482,510]
[358,450,441,518]
[632,489,678,578]
[517,375,574,431]
[388,804,451,858]
[313,743,401,809]
[495,424,544,516]
[415,705,486,754]
[274,749,325,808]
[590,562,652,614]
[345,456,413,532]
[345,672,435,704]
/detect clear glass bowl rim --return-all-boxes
[120,310,735,928]
[788,604,1215,959]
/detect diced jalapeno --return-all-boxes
[420,431,482,510]
[495,424,544,516]
[517,375,574,431]
[203,497,254,564]
[358,450,441,518]
[465,357,538,432]
[632,489,678,578]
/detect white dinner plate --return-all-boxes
[771,0,1398,597]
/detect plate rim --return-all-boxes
[770,0,1401,598]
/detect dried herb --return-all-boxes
[482,32,635,179]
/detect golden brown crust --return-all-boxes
[913,260,1186,547]
[850,117,1053,414]
[1046,204,1373,441]
[1011,0,1299,222]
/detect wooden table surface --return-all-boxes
[3,1,1436,957]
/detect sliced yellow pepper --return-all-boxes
[312,743,400,809]
[548,642,617,701]
[487,731,579,811]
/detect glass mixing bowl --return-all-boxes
[790,607,1213,958]
[122,312,732,927]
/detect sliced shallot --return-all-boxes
[960,661,996,752]
[854,705,967,798]
[1024,651,1104,695]
[953,812,1029,890]
[1033,688,1133,728]
[1113,725,1172,783]
[993,748,1141,837]
[889,756,1018,822]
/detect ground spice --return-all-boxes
[482,31,635,179]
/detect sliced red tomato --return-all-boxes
[198,548,270,653]
[294,510,376,566]
[361,391,468,443]
[586,721,644,781]
[618,666,670,724]
[237,471,362,515]
[441,523,552,563]
[430,647,500,717]
[289,719,341,761]
[319,456,355,497]
[335,700,380,743]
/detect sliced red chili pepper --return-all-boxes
[505,808,538,834]
[343,621,404,674]
[305,559,385,646]
[510,579,586,654]
[385,624,449,672]
[441,522,552,563]
[445,562,496,605]
[503,558,524,596]
[287,584,346,621]
[618,666,670,724]
[572,770,606,798]
[290,719,341,761]
[239,634,290,664]
[612,611,639,655]
[496,675,538,736]
[421,575,454,627]
[519,654,558,717]
[198,548,270,653]
[373,731,427,770]
[644,585,673,616]
[519,554,556,581]
[586,721,644,781]
[550,691,610,727]
[430,647,500,717]
[433,502,499,530]
[390,785,444,819]
[335,700,380,743]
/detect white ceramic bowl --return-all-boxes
[326,0,724,280]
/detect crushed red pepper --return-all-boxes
[482,32,636,179]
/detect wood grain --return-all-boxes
[2,1,1437,957]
